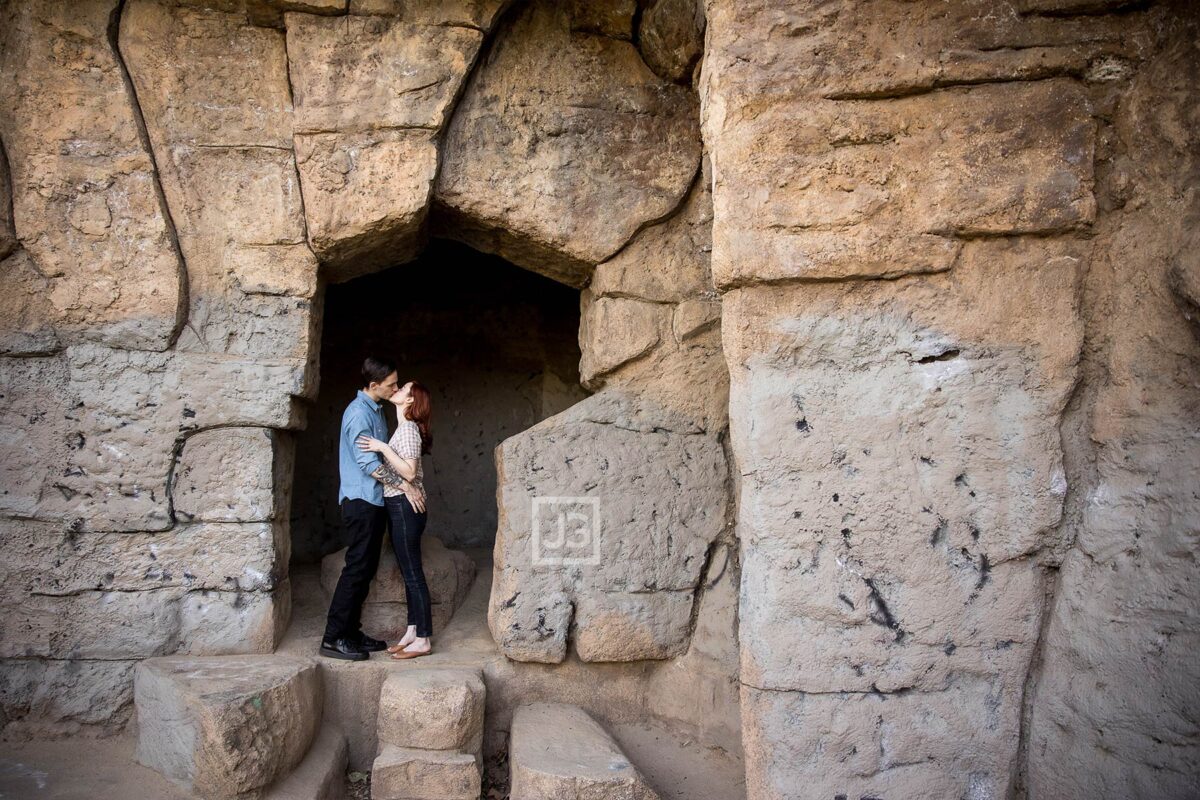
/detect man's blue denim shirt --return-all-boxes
[339,390,388,506]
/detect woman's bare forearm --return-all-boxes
[377,443,418,480]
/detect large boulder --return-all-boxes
[285,13,486,280]
[134,655,322,800]
[435,0,701,286]
[488,390,727,663]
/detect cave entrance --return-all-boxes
[288,238,586,566]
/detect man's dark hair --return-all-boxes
[361,356,397,388]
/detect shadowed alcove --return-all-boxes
[289,238,587,564]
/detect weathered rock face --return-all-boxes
[134,655,322,799]
[121,0,320,369]
[488,389,728,663]
[0,0,1196,796]
[435,0,702,286]
[702,0,1199,797]
[285,13,485,280]
[1023,10,1200,798]
[0,0,183,352]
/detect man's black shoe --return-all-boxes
[353,633,388,653]
[319,637,369,661]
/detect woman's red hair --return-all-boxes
[406,381,433,454]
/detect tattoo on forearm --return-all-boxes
[375,462,407,489]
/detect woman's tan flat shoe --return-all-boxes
[390,648,432,660]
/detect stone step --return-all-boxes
[320,536,475,637]
[264,725,349,800]
[510,702,660,800]
[371,744,481,800]
[370,667,486,800]
[134,654,322,800]
[376,667,485,756]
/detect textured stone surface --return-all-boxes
[578,295,665,383]
[121,0,319,373]
[510,702,660,800]
[722,239,1082,797]
[489,390,727,663]
[320,536,475,635]
[638,0,705,84]
[706,79,1094,287]
[262,724,348,800]
[371,744,480,800]
[177,579,292,655]
[286,12,484,279]
[0,519,287,596]
[0,250,59,356]
[0,0,183,351]
[589,162,713,303]
[1024,11,1200,797]
[347,0,509,27]
[0,658,138,739]
[134,655,321,800]
[173,427,294,523]
[435,0,701,286]
[376,668,485,754]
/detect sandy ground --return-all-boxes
[0,733,192,800]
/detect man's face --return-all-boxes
[372,371,400,399]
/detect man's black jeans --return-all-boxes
[384,493,432,637]
[323,498,387,642]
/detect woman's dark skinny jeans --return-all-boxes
[384,493,433,638]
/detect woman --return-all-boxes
[357,380,435,659]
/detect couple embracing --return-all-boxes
[320,356,436,662]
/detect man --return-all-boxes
[320,356,422,660]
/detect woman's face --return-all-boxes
[391,381,414,409]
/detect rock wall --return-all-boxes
[701,0,1199,797]
[0,0,1195,795]
[1022,7,1200,796]
[0,0,725,740]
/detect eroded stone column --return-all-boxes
[699,0,1130,796]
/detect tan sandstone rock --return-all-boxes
[509,702,659,800]
[435,0,701,286]
[134,655,322,800]
[489,389,727,663]
[347,0,510,27]
[121,0,320,371]
[577,294,666,383]
[0,0,183,351]
[285,12,485,279]
[376,668,485,754]
[0,250,60,356]
[372,745,480,800]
